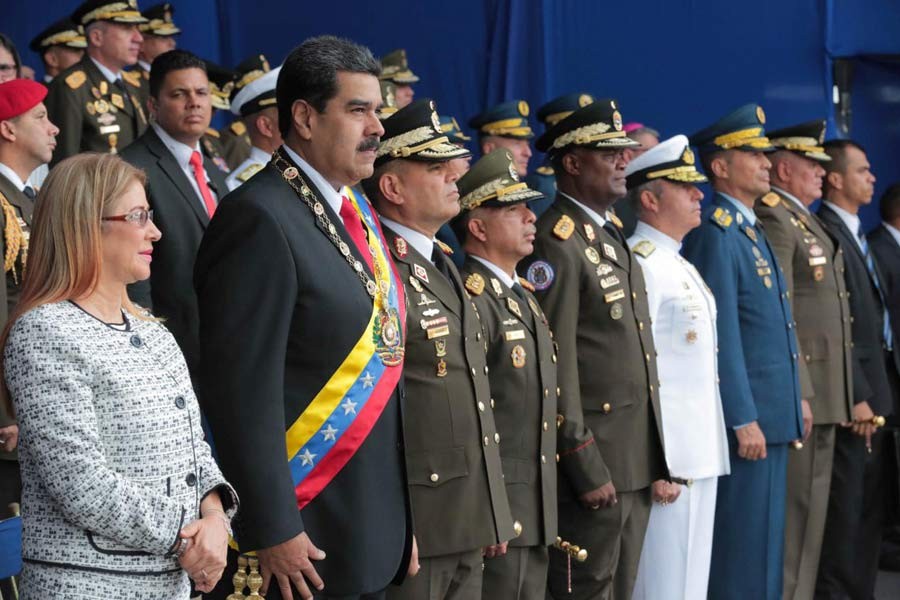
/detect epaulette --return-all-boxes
[236,163,264,182]
[536,165,554,176]
[632,239,656,258]
[436,239,453,255]
[65,71,86,90]
[465,273,485,295]
[760,192,780,207]
[608,213,624,229]
[205,127,220,138]
[711,207,733,229]
[229,121,247,136]
[518,277,535,292]
[552,215,575,240]
[141,69,149,80]
[121,71,141,88]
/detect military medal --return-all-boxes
[408,276,423,292]
[99,80,108,95]
[511,345,527,368]
[394,237,408,257]
[111,93,125,110]
[813,266,825,281]
[752,246,762,259]
[604,289,625,303]
[600,275,620,289]
[507,297,522,317]
[426,325,450,339]
[413,264,429,283]
[283,166,299,180]
[584,247,601,264]
[686,330,698,344]
[505,329,526,341]
[86,102,96,115]
[91,86,101,99]
[97,112,116,126]
[374,307,404,366]
[421,316,448,329]
[490,278,503,296]
[610,303,624,320]
[584,223,596,242]
[735,212,744,225]
[416,293,436,306]
[422,308,439,317]
[596,263,613,276]
[94,99,110,114]
[745,226,758,243]
[434,339,447,357]
[809,244,824,257]
[763,275,773,288]
[436,359,448,377]
[602,243,618,262]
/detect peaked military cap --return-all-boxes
[625,134,708,189]
[439,115,471,144]
[536,93,594,128]
[140,3,180,36]
[469,100,534,139]
[379,49,419,84]
[72,0,148,27]
[376,99,471,167]
[204,60,235,111]
[458,148,543,211]
[231,54,271,102]
[29,18,87,53]
[689,103,775,156]
[231,66,279,116]
[536,98,639,155]
[378,80,399,120]
[767,120,831,162]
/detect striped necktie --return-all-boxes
[858,223,893,351]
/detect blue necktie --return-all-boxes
[858,223,893,351]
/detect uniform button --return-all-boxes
[842,317,848,323]
[557,414,565,428]
[716,377,721,384]
[850,316,855,324]
[464,336,468,342]
[174,396,186,409]
[484,436,490,446]
[552,354,557,363]
[513,520,523,536]
[491,398,496,409]
[543,421,549,431]
[478,401,485,412]
[602,403,611,413]
[556,387,561,397]
[792,353,798,360]
[544,388,549,398]
[788,323,793,329]
[555,453,560,463]
[476,332,482,341]
[841,268,845,274]
[850,342,855,348]
[185,473,197,487]
[715,345,720,353]
[541,454,547,464]
[430,473,439,483]
[649,384,654,392]
[471,368,477,378]
[644,353,650,363]
[130,335,143,348]
[494,433,501,443]
[484,366,489,374]
[639,321,645,331]
[839,292,844,298]
[805,355,811,362]
[632,292,637,300]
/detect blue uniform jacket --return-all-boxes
[681,193,803,444]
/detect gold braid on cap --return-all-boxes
[0,192,26,283]
[460,180,531,210]
[82,3,143,23]
[376,126,443,158]
[771,137,828,155]
[481,118,532,137]
[551,122,630,149]
[713,127,771,149]
[41,32,86,48]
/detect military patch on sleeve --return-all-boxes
[121,71,141,88]
[465,273,485,295]
[760,192,780,207]
[436,239,454,255]
[526,261,555,290]
[236,163,264,182]
[631,239,656,257]
[230,121,247,135]
[711,207,733,229]
[65,71,86,90]
[518,277,535,292]
[553,215,575,240]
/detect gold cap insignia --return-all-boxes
[518,100,530,117]
[682,147,695,165]
[756,105,766,124]
[431,110,442,134]
[612,110,623,131]
[579,94,593,107]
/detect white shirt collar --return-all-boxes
[718,192,757,226]
[771,185,809,214]
[378,216,436,263]
[138,60,151,73]
[43,74,53,84]
[884,223,900,248]
[89,56,120,83]
[0,162,27,192]
[281,144,344,218]
[558,190,607,228]
[470,255,518,288]
[632,221,681,254]
[823,201,862,237]
[152,123,201,170]
[248,146,271,164]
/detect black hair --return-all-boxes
[880,182,900,223]
[0,34,22,77]
[149,49,207,99]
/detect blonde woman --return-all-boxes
[0,153,237,599]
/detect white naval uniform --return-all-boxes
[224,146,271,191]
[628,221,730,600]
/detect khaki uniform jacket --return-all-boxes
[384,228,515,558]
[755,191,853,424]
[460,256,558,547]
[219,121,252,170]
[46,56,148,166]
[522,195,667,497]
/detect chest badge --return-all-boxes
[408,276,423,292]
[585,247,601,265]
[744,226,758,243]
[511,345,527,368]
[490,278,504,296]
[394,237,408,257]
[602,243,618,262]
[686,329,698,344]
[610,303,624,320]
[584,223,596,242]
[413,263,429,283]
[507,297,522,318]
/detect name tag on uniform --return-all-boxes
[99,124,121,135]
[426,325,450,339]
[505,330,526,341]
[600,275,620,289]
[604,289,626,303]
[808,256,827,266]
[757,267,771,276]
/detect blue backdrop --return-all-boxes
[6,0,900,229]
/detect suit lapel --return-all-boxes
[819,204,865,264]
[385,226,461,318]
[145,127,210,227]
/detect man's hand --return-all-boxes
[483,541,509,559]
[258,531,326,600]
[178,515,229,593]
[846,401,876,450]
[650,480,681,506]
[735,421,767,461]
[0,424,18,453]
[407,535,420,577]
[579,481,617,510]
[801,399,813,442]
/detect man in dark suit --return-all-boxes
[195,36,412,600]
[816,139,899,599]
[120,49,226,378]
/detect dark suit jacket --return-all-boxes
[818,204,896,415]
[871,224,900,343]
[120,127,227,377]
[194,151,409,595]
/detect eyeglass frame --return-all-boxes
[101,209,154,227]
[0,64,17,73]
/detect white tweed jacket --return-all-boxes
[5,301,237,575]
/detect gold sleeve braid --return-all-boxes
[0,192,26,284]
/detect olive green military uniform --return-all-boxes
[460,257,558,600]
[201,127,231,174]
[755,188,853,600]
[523,196,667,600]
[219,120,251,169]
[45,56,148,165]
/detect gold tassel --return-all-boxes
[0,192,26,285]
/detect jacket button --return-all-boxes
[639,321,644,331]
[484,365,489,374]
[543,421,549,431]
[602,403,611,413]
[174,396,186,409]
[541,454,547,464]
[471,368,477,378]
[185,473,197,487]
[484,436,490,446]
[476,332,482,341]
[552,354,557,363]
[544,388,549,398]
[490,398,496,409]
[430,473,439,483]
[494,433,501,443]
[478,401,485,412]
[130,335,143,348]
[644,353,650,363]
[805,355,811,362]
[513,520,523,536]
[556,387,561,397]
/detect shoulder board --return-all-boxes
[632,239,656,258]
[141,69,149,80]
[608,213,624,229]
[121,71,141,88]
[229,121,247,136]
[518,277,535,292]
[465,273,485,295]
[536,165,554,176]
[436,239,453,255]
[236,163,264,182]
[711,207,733,229]
[553,215,575,240]
[65,71,86,90]
[205,127,220,138]
[760,192,780,207]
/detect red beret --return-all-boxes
[0,79,48,122]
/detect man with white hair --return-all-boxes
[225,66,282,191]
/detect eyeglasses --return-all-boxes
[102,209,154,227]
[0,64,16,73]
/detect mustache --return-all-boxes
[357,136,380,152]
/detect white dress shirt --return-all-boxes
[152,123,218,210]
[0,162,28,192]
[823,201,865,253]
[771,185,809,214]
[719,192,757,226]
[470,255,518,287]
[559,190,607,228]
[378,217,436,264]
[90,56,121,83]
[281,145,347,223]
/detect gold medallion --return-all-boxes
[86,102,96,115]
[764,275,773,288]
[584,247,600,264]
[283,166,299,180]
[511,345,527,368]
[686,330,698,344]
[99,80,108,96]
[374,308,404,366]
[110,93,125,110]
[94,99,109,114]
[436,358,448,377]
[434,339,447,357]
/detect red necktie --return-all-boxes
[189,150,217,217]
[339,195,373,272]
